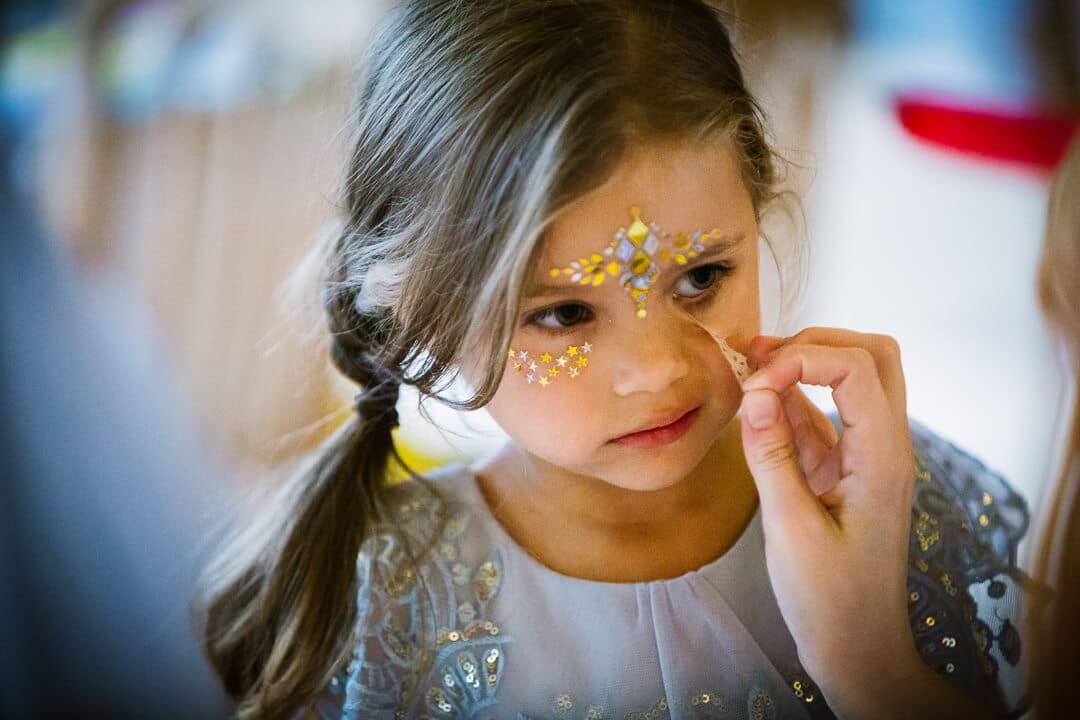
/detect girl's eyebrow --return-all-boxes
[525,230,747,299]
[522,282,580,301]
[685,231,747,260]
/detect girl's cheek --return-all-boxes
[487,343,602,459]
[503,340,596,391]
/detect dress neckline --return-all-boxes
[428,461,763,589]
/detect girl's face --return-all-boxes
[484,137,760,491]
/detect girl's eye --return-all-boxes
[528,303,593,330]
[674,262,734,299]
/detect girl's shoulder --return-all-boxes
[349,461,486,577]
[302,462,501,719]
[907,418,1029,566]
[822,413,1029,565]
[822,413,1030,715]
[900,418,1031,715]
[357,461,493,607]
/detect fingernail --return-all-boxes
[741,371,769,392]
[742,389,779,430]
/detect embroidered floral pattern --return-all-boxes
[519,683,779,720]
[330,485,511,718]
[904,419,1029,710]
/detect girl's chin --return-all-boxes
[603,475,690,493]
[597,451,712,492]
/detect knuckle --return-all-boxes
[876,334,903,364]
[847,346,875,373]
[752,436,800,471]
[790,326,824,343]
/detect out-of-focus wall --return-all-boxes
[36,1,394,481]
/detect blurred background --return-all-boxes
[1,0,1077,716]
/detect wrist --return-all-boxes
[815,649,996,720]
[821,648,925,720]
[801,636,924,719]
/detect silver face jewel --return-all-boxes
[549,206,711,318]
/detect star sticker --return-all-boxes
[582,342,592,353]
[539,376,549,386]
[513,362,522,372]
[518,350,528,361]
[526,374,534,384]
[569,367,579,378]
[549,367,559,377]
[529,361,538,372]
[577,357,588,368]
[567,346,578,356]
[540,352,552,364]
[556,356,568,367]
[508,348,516,359]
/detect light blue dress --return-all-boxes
[306,420,1030,719]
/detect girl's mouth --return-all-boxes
[610,406,701,449]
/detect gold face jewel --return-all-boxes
[548,206,713,318]
[507,344,591,388]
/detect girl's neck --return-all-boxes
[473,417,759,583]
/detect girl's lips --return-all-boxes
[610,407,701,449]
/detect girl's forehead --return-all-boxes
[539,139,752,268]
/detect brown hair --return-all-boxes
[195,1,789,717]
[1031,135,1080,718]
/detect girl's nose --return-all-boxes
[610,321,691,397]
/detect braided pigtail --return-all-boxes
[198,277,409,719]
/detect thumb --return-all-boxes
[740,389,825,528]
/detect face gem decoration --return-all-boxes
[549,206,712,319]
[508,343,592,388]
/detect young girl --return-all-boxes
[197,2,1030,718]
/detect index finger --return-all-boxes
[779,327,907,424]
[742,342,894,452]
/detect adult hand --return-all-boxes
[738,329,991,719]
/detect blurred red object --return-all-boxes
[895,95,1080,171]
